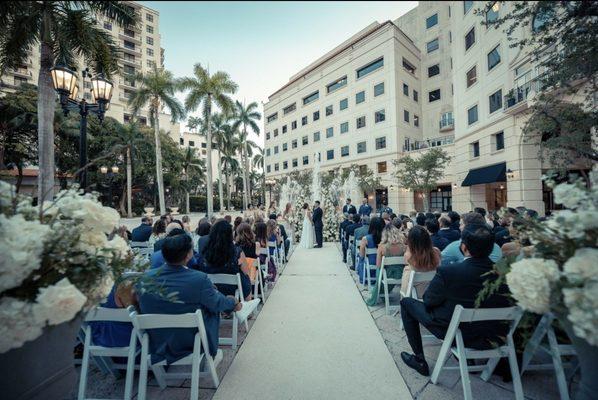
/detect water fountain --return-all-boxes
[343,170,361,204]
[311,152,321,203]
[279,176,291,213]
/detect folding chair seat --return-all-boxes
[267,240,280,271]
[430,305,524,400]
[362,248,378,289]
[375,256,406,314]
[207,273,249,350]
[130,310,223,400]
[78,307,138,400]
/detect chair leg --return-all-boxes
[480,357,501,382]
[521,313,551,374]
[431,333,455,384]
[547,327,570,400]
[507,335,525,400]
[137,340,149,400]
[383,275,390,315]
[206,355,220,388]
[455,331,473,400]
[232,315,238,352]
[124,344,136,400]
[151,365,168,389]
[190,339,201,400]
[77,331,91,400]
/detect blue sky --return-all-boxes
[143,1,417,140]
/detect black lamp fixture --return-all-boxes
[51,65,114,190]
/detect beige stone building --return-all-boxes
[264,1,578,215]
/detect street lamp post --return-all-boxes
[51,66,113,190]
[99,165,119,208]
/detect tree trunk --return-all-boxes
[225,172,231,210]
[119,183,126,216]
[152,103,166,215]
[126,146,132,218]
[217,149,224,211]
[15,163,23,193]
[262,174,266,205]
[186,191,190,214]
[37,37,56,206]
[205,98,214,217]
[241,137,249,210]
[422,191,429,212]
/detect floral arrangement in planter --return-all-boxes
[0,182,133,354]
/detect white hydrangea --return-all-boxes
[563,248,598,284]
[563,281,598,346]
[552,183,588,210]
[0,180,16,208]
[544,210,598,240]
[54,190,119,233]
[0,297,43,354]
[506,258,560,314]
[15,198,38,220]
[85,274,115,305]
[105,235,131,261]
[76,230,109,256]
[0,214,51,292]
[32,278,87,326]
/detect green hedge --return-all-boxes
[188,195,243,212]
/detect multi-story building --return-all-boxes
[264,1,578,215]
[179,131,220,175]
[0,1,180,139]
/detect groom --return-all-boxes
[312,200,323,248]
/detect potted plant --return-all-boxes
[0,182,133,400]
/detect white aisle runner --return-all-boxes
[213,243,412,400]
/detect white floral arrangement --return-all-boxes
[0,182,133,353]
[501,169,598,346]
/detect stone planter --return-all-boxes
[0,315,83,400]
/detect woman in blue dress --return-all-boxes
[357,217,385,285]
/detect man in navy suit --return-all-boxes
[131,216,153,242]
[342,198,357,215]
[312,201,324,248]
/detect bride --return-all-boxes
[299,202,315,249]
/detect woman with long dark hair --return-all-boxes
[255,221,277,281]
[202,220,252,300]
[401,225,440,297]
[357,217,385,285]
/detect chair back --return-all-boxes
[130,241,150,248]
[85,306,132,323]
[207,273,244,299]
[381,256,406,268]
[404,270,437,300]
[365,248,377,256]
[267,240,277,248]
[131,309,203,331]
[445,305,523,346]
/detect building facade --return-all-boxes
[264,1,570,215]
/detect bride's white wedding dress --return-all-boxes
[299,209,315,249]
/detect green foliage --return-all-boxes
[339,164,382,194]
[393,148,451,194]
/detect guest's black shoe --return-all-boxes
[401,352,430,376]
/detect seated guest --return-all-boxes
[474,207,487,219]
[339,213,352,244]
[353,216,370,268]
[447,211,461,231]
[255,221,277,281]
[358,217,385,284]
[269,213,290,261]
[224,215,232,225]
[343,214,362,263]
[401,226,441,297]
[493,214,512,247]
[154,222,184,252]
[90,280,137,348]
[236,223,259,283]
[151,228,200,270]
[437,216,460,243]
[425,218,449,251]
[201,220,252,300]
[131,216,153,242]
[441,212,502,266]
[381,212,391,225]
[408,211,417,224]
[137,234,241,364]
[233,216,243,232]
[424,212,435,221]
[148,219,167,249]
[433,212,441,221]
[399,225,510,376]
[415,213,426,227]
[181,215,192,233]
[266,219,283,256]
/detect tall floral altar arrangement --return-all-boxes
[482,171,597,400]
[0,182,133,399]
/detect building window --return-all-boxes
[327,149,334,160]
[326,127,334,138]
[283,103,296,114]
[313,110,320,121]
[488,45,501,71]
[403,83,409,96]
[292,159,298,168]
[341,145,349,157]
[465,27,475,51]
[303,91,319,105]
[273,128,278,137]
[189,140,195,147]
[292,139,298,149]
[356,91,365,104]
[146,37,153,46]
[283,142,288,151]
[414,115,420,127]
[428,64,440,77]
[340,98,348,110]
[266,165,271,173]
[275,163,279,171]
[267,113,278,123]
[124,40,135,50]
[356,57,383,79]
[467,104,478,125]
[283,161,288,170]
[179,138,184,145]
[291,120,297,129]
[375,136,386,150]
[426,13,438,29]
[302,136,308,145]
[489,89,503,113]
[147,60,155,68]
[375,110,386,123]
[147,48,154,56]
[466,65,477,87]
[471,141,480,158]
[303,156,309,165]
[266,132,271,140]
[413,90,418,102]
[302,116,308,126]
[266,148,271,156]
[357,141,367,154]
[403,58,416,74]
[404,110,410,123]
[427,38,439,53]
[429,89,441,102]
[314,131,321,141]
[274,145,279,154]
[340,121,349,134]
[325,105,333,116]
[494,131,505,151]
[146,25,154,34]
[377,161,387,174]
[201,142,207,149]
[356,116,366,129]
[327,76,347,93]
[374,82,384,96]
[146,13,154,22]
[464,0,473,15]
[103,22,112,30]
[281,125,287,134]
[486,2,500,23]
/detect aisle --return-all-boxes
[213,243,412,400]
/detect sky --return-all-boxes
[143,1,418,143]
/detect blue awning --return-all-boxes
[461,162,506,187]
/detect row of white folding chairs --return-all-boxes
[130,240,152,260]
[346,235,355,269]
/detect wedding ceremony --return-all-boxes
[0,1,596,400]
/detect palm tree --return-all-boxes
[129,65,185,215]
[181,147,204,214]
[186,116,203,133]
[178,64,238,217]
[210,113,234,211]
[253,148,266,205]
[0,2,137,204]
[230,101,261,210]
[221,134,241,210]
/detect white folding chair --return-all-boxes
[78,307,137,400]
[258,247,273,286]
[252,258,266,303]
[130,310,222,400]
[363,248,378,290]
[267,240,281,271]
[397,270,437,329]
[130,241,150,248]
[346,235,355,268]
[521,313,578,400]
[430,305,524,400]
[376,256,406,314]
[207,273,248,350]
[130,241,152,260]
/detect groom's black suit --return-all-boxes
[312,206,323,247]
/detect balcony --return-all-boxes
[403,134,454,152]
[10,67,32,79]
[119,78,137,89]
[121,42,141,57]
[118,30,141,45]
[439,112,454,132]
[118,55,141,67]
